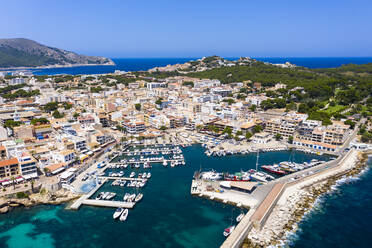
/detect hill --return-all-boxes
[0,38,114,68]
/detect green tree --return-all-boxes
[182,81,194,87]
[361,132,372,143]
[275,133,282,141]
[245,132,253,140]
[222,126,232,135]
[63,102,73,110]
[236,130,243,136]
[52,110,64,119]
[135,103,141,111]
[288,136,294,144]
[286,102,297,112]
[31,118,49,125]
[344,119,356,129]
[155,98,163,105]
[44,102,59,113]
[253,125,262,134]
[4,120,22,128]
[10,176,16,190]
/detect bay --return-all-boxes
[0,146,325,248]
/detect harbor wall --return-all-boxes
[220,149,357,248]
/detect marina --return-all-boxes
[69,144,187,222]
[0,145,336,248]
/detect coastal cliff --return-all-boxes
[0,38,114,68]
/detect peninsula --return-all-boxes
[0,38,114,69]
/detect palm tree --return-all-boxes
[10,176,16,190]
[31,179,35,192]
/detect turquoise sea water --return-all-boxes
[0,146,326,248]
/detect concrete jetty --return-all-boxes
[220,149,358,248]
[69,178,107,210]
[81,199,135,208]
[100,176,144,181]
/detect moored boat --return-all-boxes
[123,193,130,201]
[223,225,235,237]
[119,209,129,222]
[236,213,244,222]
[261,165,286,175]
[134,193,143,202]
[113,207,124,219]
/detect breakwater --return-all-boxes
[242,150,370,247]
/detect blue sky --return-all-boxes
[1,0,372,57]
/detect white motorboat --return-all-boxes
[129,194,136,202]
[113,207,124,219]
[101,192,110,200]
[146,172,151,179]
[250,172,268,182]
[134,193,143,202]
[106,192,116,200]
[223,225,235,237]
[130,172,135,178]
[236,213,244,222]
[123,193,130,201]
[163,160,167,167]
[119,209,129,222]
[96,192,104,200]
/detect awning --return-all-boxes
[51,167,65,175]
[2,181,11,186]
[60,171,74,180]
[219,181,231,188]
[23,173,38,179]
[16,178,24,182]
[80,154,89,160]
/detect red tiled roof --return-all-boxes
[0,158,19,168]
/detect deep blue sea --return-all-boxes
[7,57,372,75]
[289,156,372,248]
[0,147,329,248]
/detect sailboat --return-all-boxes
[250,150,267,182]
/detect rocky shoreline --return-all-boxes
[0,189,80,214]
[242,151,370,248]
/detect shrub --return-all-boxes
[16,192,29,199]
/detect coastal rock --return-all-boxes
[0,206,9,214]
[245,151,369,247]
[0,189,80,214]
